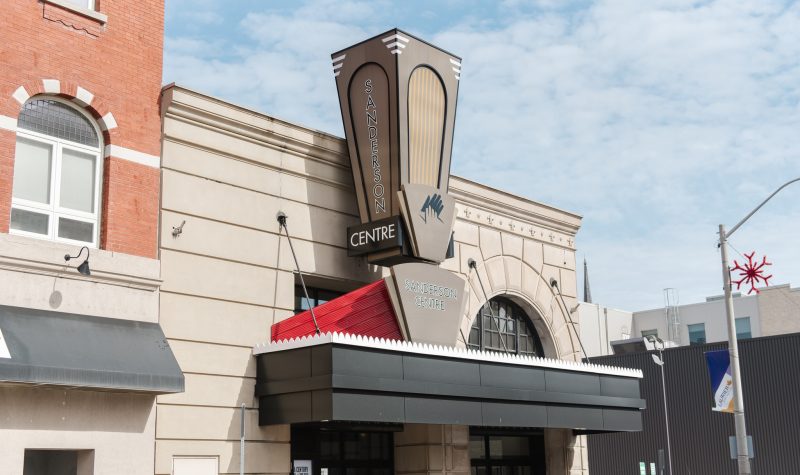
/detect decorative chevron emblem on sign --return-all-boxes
[450,58,461,80]
[331,54,346,77]
[382,33,410,54]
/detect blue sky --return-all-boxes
[164,0,800,311]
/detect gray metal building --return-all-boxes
[587,332,800,474]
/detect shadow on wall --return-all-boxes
[0,386,153,433]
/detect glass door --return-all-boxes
[291,424,394,475]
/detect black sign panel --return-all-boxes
[347,216,404,256]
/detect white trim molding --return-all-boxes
[0,115,17,132]
[43,0,108,24]
[99,112,117,131]
[75,86,95,107]
[12,86,30,105]
[42,79,61,94]
[104,145,160,168]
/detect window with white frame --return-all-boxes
[10,98,102,247]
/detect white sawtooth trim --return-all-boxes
[385,41,406,49]
[333,72,341,77]
[382,33,410,43]
[452,67,461,73]
[0,328,10,359]
[450,58,461,66]
[42,79,61,94]
[99,112,117,131]
[333,63,344,70]
[390,50,402,55]
[104,144,160,168]
[0,115,17,132]
[331,54,346,63]
[253,332,644,379]
[12,86,30,105]
[455,75,460,80]
[75,86,94,107]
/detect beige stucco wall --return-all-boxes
[157,85,586,475]
[578,303,633,357]
[0,387,156,475]
[0,230,162,474]
[757,284,800,336]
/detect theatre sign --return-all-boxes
[333,28,460,267]
[331,28,468,342]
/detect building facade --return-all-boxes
[579,284,800,357]
[156,78,642,474]
[587,332,800,474]
[0,1,182,474]
[1,5,644,474]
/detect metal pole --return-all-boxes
[658,344,674,475]
[240,403,245,475]
[719,224,751,474]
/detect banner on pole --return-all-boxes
[705,349,735,413]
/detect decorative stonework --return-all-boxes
[457,203,576,250]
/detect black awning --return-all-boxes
[254,335,645,432]
[0,305,184,394]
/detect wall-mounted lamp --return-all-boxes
[64,246,90,276]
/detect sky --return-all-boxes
[164,0,800,311]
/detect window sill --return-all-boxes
[43,0,107,24]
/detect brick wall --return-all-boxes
[0,0,164,258]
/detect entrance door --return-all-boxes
[469,433,546,475]
[291,424,394,475]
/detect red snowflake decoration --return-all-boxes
[731,252,773,294]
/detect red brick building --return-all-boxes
[0,0,163,257]
[0,2,182,474]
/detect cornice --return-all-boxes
[161,85,350,169]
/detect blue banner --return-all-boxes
[705,349,734,413]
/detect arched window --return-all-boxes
[10,98,102,246]
[467,297,544,356]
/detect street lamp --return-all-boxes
[718,177,800,475]
[645,336,673,475]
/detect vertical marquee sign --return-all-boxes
[333,28,462,266]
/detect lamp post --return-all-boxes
[718,177,800,475]
[645,336,673,475]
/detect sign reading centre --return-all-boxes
[333,29,461,266]
[347,216,404,256]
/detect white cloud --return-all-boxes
[164,0,800,310]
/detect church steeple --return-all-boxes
[583,258,592,303]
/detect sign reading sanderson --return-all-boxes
[333,29,461,266]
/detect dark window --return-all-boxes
[688,323,706,345]
[469,432,546,474]
[294,286,345,313]
[735,317,752,340]
[18,99,99,147]
[467,297,544,356]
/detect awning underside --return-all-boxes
[256,341,644,432]
[0,305,184,394]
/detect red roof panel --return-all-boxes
[271,279,404,342]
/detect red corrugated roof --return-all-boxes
[270,279,404,342]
